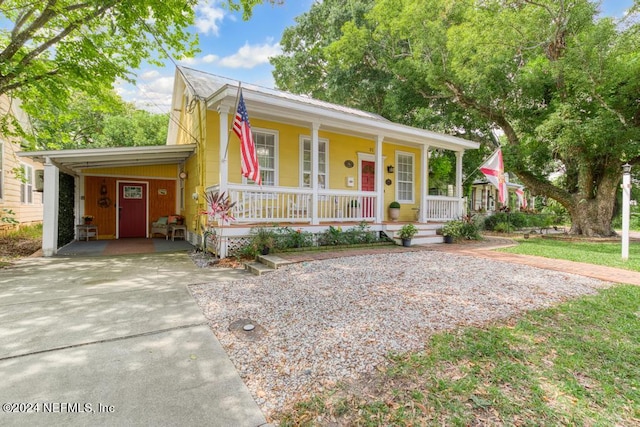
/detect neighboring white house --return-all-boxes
[0,95,43,233]
[470,178,529,213]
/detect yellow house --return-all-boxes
[20,66,479,257]
[171,67,478,257]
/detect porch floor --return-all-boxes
[56,238,194,257]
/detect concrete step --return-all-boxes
[404,235,444,245]
[244,262,274,276]
[393,235,444,246]
[256,254,293,270]
[384,223,441,232]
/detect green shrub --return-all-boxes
[273,226,314,250]
[460,220,481,240]
[1,208,18,225]
[389,201,401,209]
[318,223,379,246]
[493,222,513,233]
[398,223,418,239]
[442,220,463,239]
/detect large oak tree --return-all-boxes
[273,0,640,236]
[0,0,276,143]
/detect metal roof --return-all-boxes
[175,67,480,152]
[18,144,196,175]
[179,66,389,122]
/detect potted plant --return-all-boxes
[388,201,401,222]
[82,215,94,224]
[441,220,463,243]
[250,227,276,256]
[398,223,418,247]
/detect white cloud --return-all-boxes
[176,53,219,66]
[218,40,282,69]
[202,54,219,63]
[195,1,226,36]
[140,70,161,79]
[177,56,198,65]
[117,75,175,113]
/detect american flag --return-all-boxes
[233,90,261,185]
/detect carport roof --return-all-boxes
[18,144,196,174]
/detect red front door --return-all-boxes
[361,161,375,217]
[118,182,147,238]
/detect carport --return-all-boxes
[18,144,196,256]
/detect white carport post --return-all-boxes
[42,157,59,257]
[455,151,464,217]
[375,135,384,222]
[420,145,429,223]
[311,122,320,225]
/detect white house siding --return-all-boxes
[0,95,44,231]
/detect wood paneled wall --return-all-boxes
[84,176,178,239]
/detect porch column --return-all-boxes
[375,135,384,223]
[455,151,464,216]
[218,105,230,196]
[42,157,59,257]
[311,122,320,225]
[420,145,429,223]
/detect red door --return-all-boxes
[118,182,147,238]
[361,161,375,218]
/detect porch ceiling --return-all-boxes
[17,144,196,175]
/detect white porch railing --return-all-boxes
[318,189,377,222]
[423,195,465,221]
[214,184,377,223]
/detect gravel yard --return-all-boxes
[189,251,611,422]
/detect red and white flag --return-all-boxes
[515,188,527,209]
[480,149,507,204]
[233,90,261,185]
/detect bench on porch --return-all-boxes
[150,215,184,238]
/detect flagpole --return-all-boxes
[223,82,242,162]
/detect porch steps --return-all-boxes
[244,254,293,276]
[258,254,294,269]
[244,261,273,276]
[384,223,445,246]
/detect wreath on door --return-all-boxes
[98,181,112,208]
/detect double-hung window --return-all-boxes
[396,152,414,203]
[247,129,277,186]
[300,137,328,189]
[20,163,33,204]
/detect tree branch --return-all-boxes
[0,69,60,94]
[444,81,520,146]
[0,0,59,63]
[11,8,35,40]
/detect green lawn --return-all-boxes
[497,237,640,272]
[278,286,640,426]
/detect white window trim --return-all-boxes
[395,151,415,204]
[299,135,329,189]
[20,162,34,205]
[242,127,279,186]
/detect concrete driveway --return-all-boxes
[0,252,267,426]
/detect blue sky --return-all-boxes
[121,0,636,113]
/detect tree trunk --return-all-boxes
[567,197,617,237]
[515,167,620,237]
[566,169,620,237]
